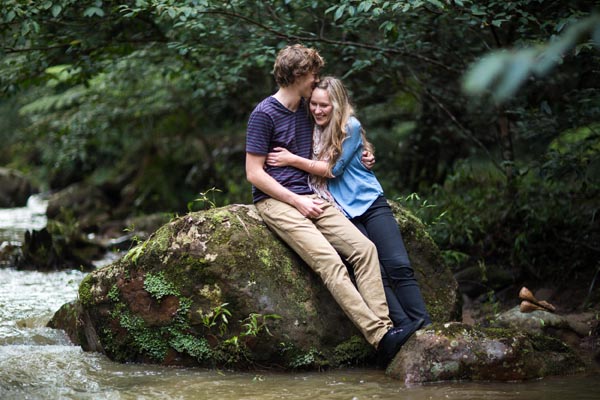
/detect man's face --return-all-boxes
[297,71,319,98]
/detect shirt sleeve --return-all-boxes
[331,118,363,177]
[246,110,273,155]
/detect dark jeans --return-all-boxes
[351,196,432,327]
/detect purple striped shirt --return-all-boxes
[246,96,314,203]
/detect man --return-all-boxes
[245,44,422,365]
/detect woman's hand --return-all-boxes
[361,151,375,170]
[266,147,295,167]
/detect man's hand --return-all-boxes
[293,196,325,218]
[361,151,375,170]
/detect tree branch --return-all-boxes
[200,9,459,73]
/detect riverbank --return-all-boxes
[0,196,599,398]
[1,267,600,399]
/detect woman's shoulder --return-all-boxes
[346,115,362,132]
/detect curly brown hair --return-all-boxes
[272,44,324,87]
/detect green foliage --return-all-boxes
[123,240,149,265]
[144,271,180,301]
[463,14,600,102]
[287,347,328,370]
[107,284,120,302]
[241,313,281,337]
[1,0,598,298]
[408,131,599,283]
[332,335,374,366]
[169,331,211,361]
[200,302,232,337]
[118,310,169,361]
[187,187,223,212]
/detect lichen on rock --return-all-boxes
[386,322,586,384]
[50,202,460,371]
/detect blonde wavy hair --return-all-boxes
[313,76,374,177]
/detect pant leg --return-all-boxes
[353,220,411,327]
[352,196,432,326]
[311,201,391,327]
[255,196,392,347]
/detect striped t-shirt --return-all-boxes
[246,96,314,203]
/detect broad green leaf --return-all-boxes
[83,7,105,18]
[51,5,62,18]
[427,0,445,9]
[325,5,337,14]
[334,5,346,21]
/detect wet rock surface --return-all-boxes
[387,322,586,384]
[50,202,460,370]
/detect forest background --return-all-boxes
[1,0,599,313]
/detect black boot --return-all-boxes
[377,318,424,367]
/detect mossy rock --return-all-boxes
[387,322,586,383]
[51,202,459,370]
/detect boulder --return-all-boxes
[0,167,38,207]
[46,182,113,232]
[386,322,585,384]
[493,306,599,367]
[50,202,460,369]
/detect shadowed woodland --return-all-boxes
[1,1,599,315]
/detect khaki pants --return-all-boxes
[256,195,392,347]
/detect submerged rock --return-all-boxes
[50,202,459,370]
[387,322,585,384]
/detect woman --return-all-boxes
[266,76,432,328]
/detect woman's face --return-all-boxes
[309,88,333,127]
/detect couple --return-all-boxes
[245,44,431,366]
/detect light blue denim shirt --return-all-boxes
[328,116,383,218]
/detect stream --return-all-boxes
[1,196,598,399]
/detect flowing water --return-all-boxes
[0,196,598,399]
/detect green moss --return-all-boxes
[210,210,230,225]
[148,225,174,254]
[197,283,222,304]
[482,327,518,340]
[332,335,374,366]
[123,240,149,265]
[107,284,119,302]
[118,310,168,361]
[78,273,94,306]
[258,248,271,268]
[288,347,329,370]
[529,332,572,353]
[144,271,180,300]
[169,331,211,361]
[102,287,217,365]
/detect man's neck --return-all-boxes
[273,87,302,112]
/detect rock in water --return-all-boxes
[386,322,585,384]
[50,203,460,369]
